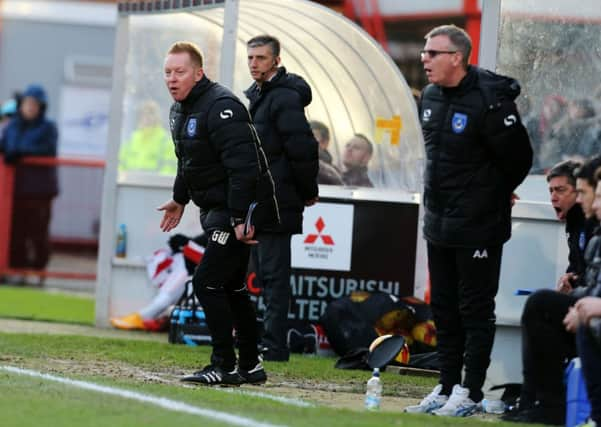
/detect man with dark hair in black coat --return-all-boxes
[158,41,278,386]
[547,160,590,293]
[503,156,601,425]
[245,34,319,362]
[405,25,532,417]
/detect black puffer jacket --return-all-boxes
[1,86,59,199]
[573,226,601,299]
[245,67,318,234]
[419,66,532,247]
[565,204,595,288]
[170,76,278,231]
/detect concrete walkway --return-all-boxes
[0,318,166,342]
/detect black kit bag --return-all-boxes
[168,280,211,346]
[320,293,379,356]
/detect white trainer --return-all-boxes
[404,384,448,414]
[432,384,479,417]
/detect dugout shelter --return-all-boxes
[96,0,426,332]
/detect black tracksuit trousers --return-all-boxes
[428,242,502,402]
[520,289,577,407]
[577,324,601,424]
[251,232,292,360]
[193,228,259,371]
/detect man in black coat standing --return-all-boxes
[405,25,532,417]
[245,34,319,362]
[158,41,277,385]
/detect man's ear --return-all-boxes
[453,53,464,68]
[195,67,204,82]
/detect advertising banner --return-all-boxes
[249,197,419,322]
[58,85,110,158]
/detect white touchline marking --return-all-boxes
[218,388,314,408]
[1,366,286,427]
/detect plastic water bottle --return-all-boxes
[364,368,382,411]
[481,398,506,414]
[115,223,127,258]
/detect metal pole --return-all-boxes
[95,15,130,327]
[479,0,501,71]
[219,0,239,88]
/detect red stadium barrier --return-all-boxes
[0,155,105,282]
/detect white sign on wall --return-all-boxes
[291,202,354,271]
[58,85,110,158]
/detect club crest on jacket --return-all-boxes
[186,118,197,137]
[451,112,467,134]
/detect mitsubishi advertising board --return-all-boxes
[249,197,419,322]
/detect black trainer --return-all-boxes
[500,403,565,425]
[181,365,244,386]
[238,362,267,384]
[500,398,533,421]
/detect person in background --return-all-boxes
[563,166,601,427]
[158,41,277,385]
[119,99,176,176]
[0,97,17,134]
[545,98,600,165]
[310,120,343,185]
[341,133,374,187]
[503,155,601,425]
[549,160,591,292]
[536,95,568,171]
[244,34,319,362]
[0,84,59,273]
[110,233,207,331]
[406,24,532,417]
[517,96,543,173]
[310,120,334,165]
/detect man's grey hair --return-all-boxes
[425,24,472,68]
[247,35,280,57]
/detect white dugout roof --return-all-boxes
[114,0,424,191]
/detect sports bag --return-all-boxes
[168,280,211,346]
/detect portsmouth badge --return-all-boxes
[186,118,197,137]
[422,108,432,122]
[451,112,467,134]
